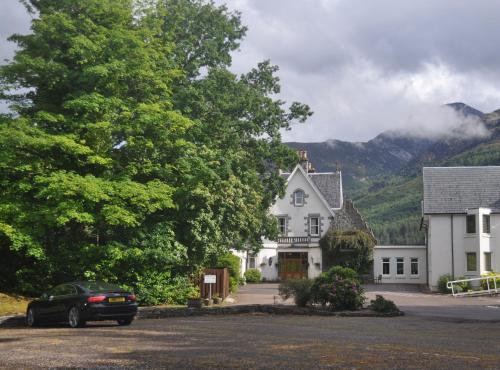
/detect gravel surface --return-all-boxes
[1,314,499,369]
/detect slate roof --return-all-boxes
[281,170,343,209]
[423,166,500,214]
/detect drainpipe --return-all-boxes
[451,214,455,279]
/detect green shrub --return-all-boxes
[438,274,471,293]
[370,295,398,313]
[130,271,198,306]
[311,266,360,306]
[311,277,365,310]
[278,279,313,307]
[437,274,453,293]
[244,268,262,283]
[481,272,500,290]
[215,253,241,293]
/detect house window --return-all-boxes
[382,258,390,275]
[293,190,304,206]
[466,215,476,234]
[249,257,256,269]
[278,217,287,235]
[396,258,404,276]
[410,258,419,276]
[466,252,477,272]
[484,252,492,271]
[483,215,491,234]
[309,217,320,236]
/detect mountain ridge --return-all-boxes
[286,102,500,244]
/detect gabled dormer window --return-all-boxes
[293,190,304,206]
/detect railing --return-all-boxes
[277,236,311,245]
[447,275,500,297]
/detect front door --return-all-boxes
[278,252,308,280]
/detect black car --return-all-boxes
[26,281,138,328]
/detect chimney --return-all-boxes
[298,150,309,173]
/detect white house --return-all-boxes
[421,166,500,291]
[235,151,372,281]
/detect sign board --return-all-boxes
[204,274,216,284]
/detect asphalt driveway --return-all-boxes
[1,314,499,369]
[235,283,500,322]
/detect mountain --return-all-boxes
[286,103,500,245]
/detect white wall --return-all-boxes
[272,167,333,240]
[427,210,500,290]
[373,246,427,284]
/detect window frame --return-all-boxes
[484,252,492,272]
[466,252,477,272]
[309,216,320,236]
[482,214,491,234]
[410,257,419,277]
[293,190,304,207]
[382,257,390,276]
[396,257,404,276]
[466,214,476,234]
[277,216,287,236]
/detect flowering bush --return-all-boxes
[312,276,365,310]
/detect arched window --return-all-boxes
[293,190,305,206]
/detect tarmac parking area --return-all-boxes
[1,314,499,369]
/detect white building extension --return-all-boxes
[373,245,426,284]
[422,166,500,291]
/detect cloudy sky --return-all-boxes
[2,1,500,142]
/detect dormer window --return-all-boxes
[293,190,305,206]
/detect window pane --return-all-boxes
[466,253,477,271]
[310,217,319,235]
[483,215,491,234]
[466,215,476,234]
[278,217,286,235]
[294,191,304,206]
[485,252,492,271]
[396,258,404,275]
[411,258,419,275]
[249,257,256,269]
[382,258,390,275]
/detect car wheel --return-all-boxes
[26,307,39,327]
[68,306,85,328]
[117,318,133,326]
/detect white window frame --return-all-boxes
[482,214,491,234]
[466,214,476,234]
[466,252,477,272]
[249,257,256,269]
[382,257,390,276]
[410,257,419,277]
[278,217,287,236]
[294,190,304,206]
[309,217,320,236]
[484,252,492,272]
[396,257,405,277]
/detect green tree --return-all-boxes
[0,0,311,298]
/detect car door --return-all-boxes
[51,284,78,321]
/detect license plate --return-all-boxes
[108,297,125,303]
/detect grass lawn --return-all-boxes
[0,293,31,316]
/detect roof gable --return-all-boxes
[284,165,336,217]
[423,166,500,214]
[281,167,343,209]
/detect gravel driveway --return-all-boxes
[1,315,499,369]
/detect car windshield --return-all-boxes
[79,282,125,293]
